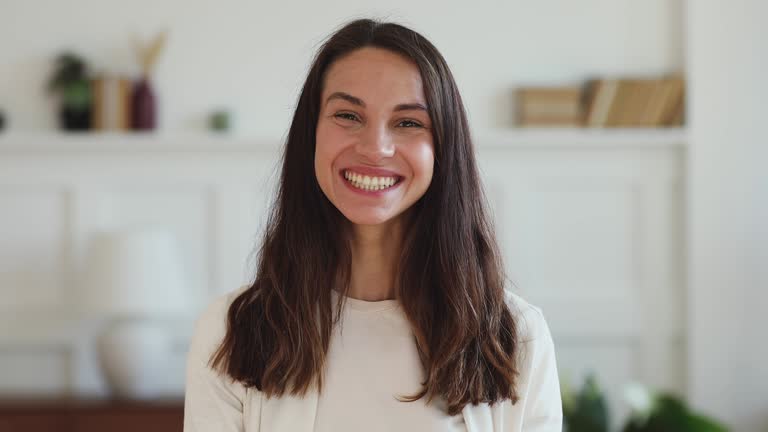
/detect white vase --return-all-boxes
[96,318,176,399]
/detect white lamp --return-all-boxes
[81,226,191,399]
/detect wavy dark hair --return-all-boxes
[210,18,520,416]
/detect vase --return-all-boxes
[97,317,180,398]
[131,78,156,130]
[60,105,92,131]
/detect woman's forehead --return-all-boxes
[322,47,427,107]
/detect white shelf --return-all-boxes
[477,127,687,148]
[0,128,687,153]
[0,131,278,153]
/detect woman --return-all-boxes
[184,18,562,431]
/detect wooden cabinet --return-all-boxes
[0,398,183,432]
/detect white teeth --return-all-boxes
[343,170,398,191]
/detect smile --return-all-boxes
[342,169,403,192]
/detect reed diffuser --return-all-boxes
[131,30,167,130]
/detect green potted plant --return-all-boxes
[563,375,730,432]
[622,383,729,432]
[47,52,93,130]
[562,373,610,432]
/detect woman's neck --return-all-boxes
[347,217,404,302]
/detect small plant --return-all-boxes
[622,383,729,432]
[47,52,92,112]
[209,110,231,132]
[562,376,729,432]
[47,52,93,130]
[562,373,610,432]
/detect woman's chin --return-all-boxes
[340,209,397,227]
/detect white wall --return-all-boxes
[686,1,768,431]
[0,0,682,136]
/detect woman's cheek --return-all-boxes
[412,140,435,176]
[315,122,349,187]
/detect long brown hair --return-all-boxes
[210,18,520,416]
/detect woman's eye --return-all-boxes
[398,119,422,128]
[333,113,422,128]
[334,112,359,122]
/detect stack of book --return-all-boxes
[583,77,684,127]
[516,76,685,128]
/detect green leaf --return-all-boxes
[563,373,610,432]
[61,79,92,110]
[687,413,729,432]
[47,52,89,93]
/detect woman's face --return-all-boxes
[315,47,435,227]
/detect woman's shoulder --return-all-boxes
[502,286,552,344]
[197,284,250,319]
[189,284,251,361]
[499,288,563,429]
[184,286,253,430]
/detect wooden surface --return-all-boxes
[0,398,184,432]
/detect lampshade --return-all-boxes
[81,226,191,317]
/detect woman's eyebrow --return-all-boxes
[393,102,427,112]
[325,91,427,112]
[326,92,365,107]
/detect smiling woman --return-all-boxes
[184,18,563,432]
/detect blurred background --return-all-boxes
[0,0,765,431]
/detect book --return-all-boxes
[585,79,619,127]
[585,76,686,127]
[92,75,132,130]
[629,79,658,127]
[605,80,633,127]
[640,80,668,126]
[660,77,685,126]
[516,86,583,126]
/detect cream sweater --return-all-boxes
[184,286,563,431]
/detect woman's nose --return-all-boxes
[355,124,395,162]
